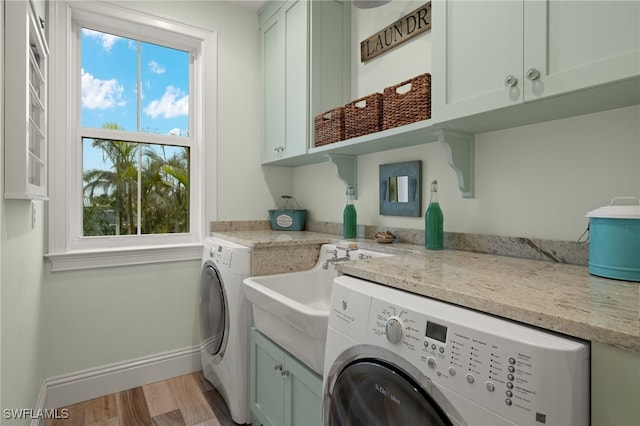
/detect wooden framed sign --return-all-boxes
[360,2,431,63]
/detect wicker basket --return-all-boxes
[383,73,431,131]
[344,93,383,140]
[314,107,345,147]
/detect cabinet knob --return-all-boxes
[504,75,518,87]
[274,364,283,371]
[526,68,541,81]
[281,369,290,377]
[273,146,285,153]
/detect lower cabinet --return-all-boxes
[250,328,323,426]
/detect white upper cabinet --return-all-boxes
[260,0,350,164]
[433,0,640,123]
[524,1,640,101]
[4,0,49,200]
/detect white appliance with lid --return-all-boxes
[323,276,590,425]
[199,237,252,424]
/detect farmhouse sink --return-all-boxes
[243,243,393,374]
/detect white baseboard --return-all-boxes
[32,345,201,426]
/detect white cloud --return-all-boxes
[82,28,121,52]
[144,86,189,119]
[81,69,126,110]
[168,128,182,136]
[149,60,166,75]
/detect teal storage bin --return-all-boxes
[269,196,307,231]
[587,198,640,282]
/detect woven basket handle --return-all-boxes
[392,78,415,95]
[350,95,373,109]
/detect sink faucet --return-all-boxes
[322,248,355,269]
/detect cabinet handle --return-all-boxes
[504,75,518,87]
[281,369,290,377]
[273,146,284,153]
[526,68,541,81]
[274,364,283,371]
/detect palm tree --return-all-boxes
[83,123,138,235]
[83,123,190,236]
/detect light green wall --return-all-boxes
[1,0,277,414]
[294,105,640,241]
[1,0,48,420]
[291,2,640,424]
[39,1,272,377]
[592,342,640,426]
[293,0,640,242]
[120,0,292,222]
[1,0,4,414]
[42,260,200,376]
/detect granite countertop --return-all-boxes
[212,230,640,353]
[212,230,336,248]
[338,249,640,353]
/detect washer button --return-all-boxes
[509,357,516,365]
[427,357,436,368]
[507,373,514,381]
[466,374,475,384]
[506,390,513,398]
[505,398,513,406]
[507,382,514,389]
[485,381,495,392]
[508,366,515,373]
[431,343,437,350]
[448,367,456,376]
[439,347,445,354]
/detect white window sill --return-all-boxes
[46,244,203,272]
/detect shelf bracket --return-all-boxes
[328,154,357,199]
[435,130,475,198]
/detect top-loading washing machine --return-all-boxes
[199,237,252,424]
[323,275,590,426]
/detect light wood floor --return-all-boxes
[45,371,239,426]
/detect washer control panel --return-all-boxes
[202,238,251,275]
[332,276,590,426]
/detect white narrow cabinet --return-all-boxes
[250,328,323,426]
[433,0,640,122]
[260,0,350,164]
[4,0,49,200]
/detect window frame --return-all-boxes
[47,1,217,271]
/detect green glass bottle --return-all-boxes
[425,180,444,250]
[343,187,357,239]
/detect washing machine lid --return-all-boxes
[199,262,228,359]
[328,358,454,426]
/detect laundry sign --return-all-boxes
[360,2,431,62]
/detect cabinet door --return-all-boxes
[251,329,285,426]
[284,354,323,426]
[524,0,640,101]
[432,0,524,122]
[283,0,309,158]
[262,10,286,163]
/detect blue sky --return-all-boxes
[81,28,189,173]
[80,28,189,136]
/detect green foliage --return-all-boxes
[82,124,189,236]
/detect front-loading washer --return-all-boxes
[199,237,251,424]
[323,275,590,426]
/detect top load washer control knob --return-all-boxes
[385,317,404,344]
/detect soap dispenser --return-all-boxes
[343,186,357,239]
[425,180,443,249]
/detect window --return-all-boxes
[48,2,217,270]
[80,29,190,237]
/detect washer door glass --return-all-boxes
[329,359,452,426]
[198,263,227,357]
